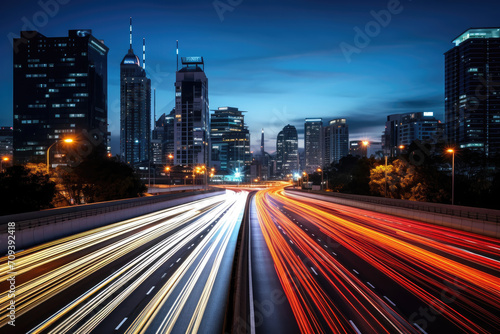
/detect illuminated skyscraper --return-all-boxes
[13,29,109,164]
[323,118,349,165]
[210,107,250,173]
[174,57,209,166]
[304,118,323,172]
[120,18,151,165]
[276,124,299,177]
[445,28,500,156]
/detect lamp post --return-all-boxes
[317,168,323,191]
[384,155,388,198]
[362,140,369,157]
[47,138,74,174]
[0,157,9,172]
[447,149,455,205]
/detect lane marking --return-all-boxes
[115,317,128,330]
[349,320,362,334]
[332,251,337,256]
[367,282,375,289]
[384,296,396,306]
[146,286,155,295]
[176,258,181,263]
[170,263,174,267]
[310,267,318,275]
[413,323,428,334]
[161,273,166,278]
[290,240,294,244]
[353,269,360,275]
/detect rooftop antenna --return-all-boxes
[176,40,179,71]
[129,17,133,50]
[142,38,146,70]
[154,88,156,124]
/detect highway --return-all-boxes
[2,184,499,334]
[254,186,500,334]
[0,190,248,333]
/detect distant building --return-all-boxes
[276,124,299,177]
[210,107,251,174]
[383,112,444,157]
[174,57,209,167]
[152,109,175,165]
[350,140,383,158]
[304,118,323,172]
[0,127,13,158]
[120,19,151,166]
[323,118,349,166]
[445,28,500,156]
[13,30,109,165]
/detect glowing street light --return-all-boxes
[0,156,10,172]
[447,149,455,205]
[47,138,74,173]
[317,168,324,191]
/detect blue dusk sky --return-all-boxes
[1,0,499,154]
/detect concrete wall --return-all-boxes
[286,190,500,238]
[1,191,225,251]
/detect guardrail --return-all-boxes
[0,188,221,232]
[287,188,500,224]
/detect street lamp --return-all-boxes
[317,168,323,191]
[362,141,369,157]
[447,149,455,205]
[47,138,74,174]
[0,156,9,172]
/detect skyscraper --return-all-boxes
[323,118,349,166]
[174,57,210,167]
[120,19,151,165]
[210,107,250,173]
[304,118,323,172]
[383,112,444,157]
[13,30,108,164]
[445,28,500,156]
[276,124,299,177]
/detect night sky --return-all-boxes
[1,0,499,154]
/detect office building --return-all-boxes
[174,57,210,166]
[383,112,444,156]
[276,124,299,177]
[0,127,13,158]
[445,28,500,156]
[152,109,175,165]
[323,118,349,165]
[304,118,323,172]
[120,19,151,166]
[210,106,250,174]
[13,30,109,165]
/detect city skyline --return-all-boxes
[2,0,500,154]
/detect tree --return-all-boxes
[0,165,56,215]
[369,159,427,201]
[55,154,146,204]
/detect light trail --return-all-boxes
[0,191,248,333]
[255,186,500,333]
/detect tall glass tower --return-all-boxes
[210,107,250,173]
[276,124,299,177]
[445,28,500,156]
[304,118,323,172]
[120,18,151,166]
[13,30,109,165]
[174,57,209,167]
